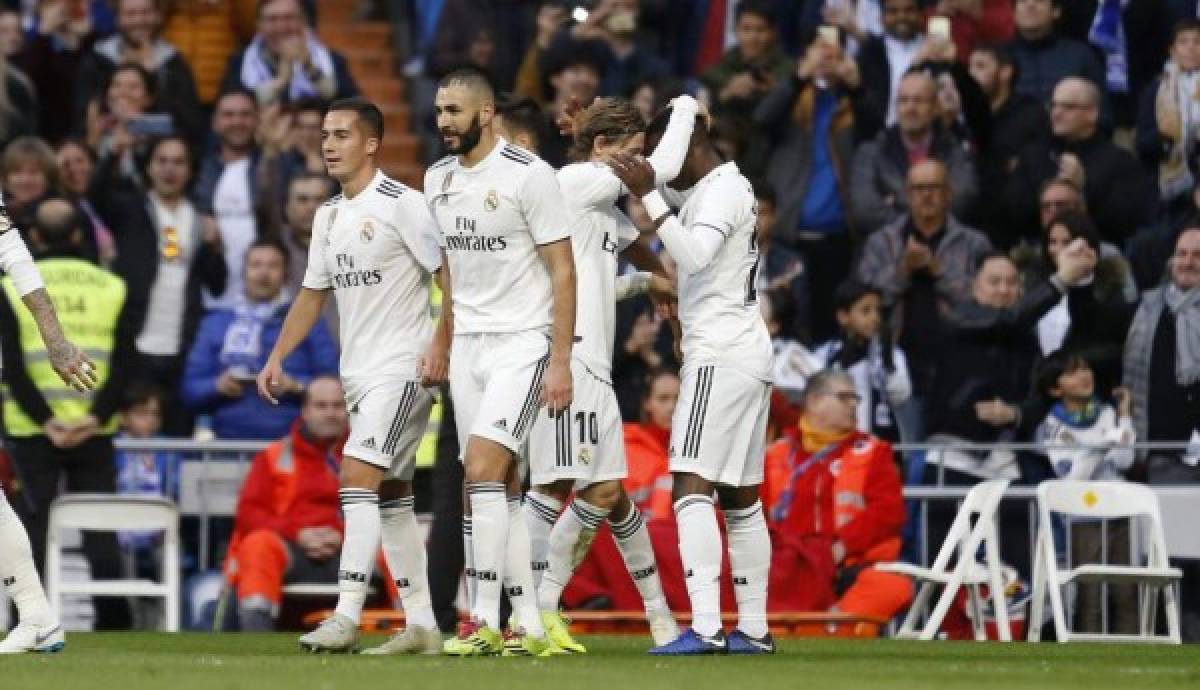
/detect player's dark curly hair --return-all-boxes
[571,97,645,162]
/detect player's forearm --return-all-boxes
[22,289,70,359]
[647,95,697,186]
[541,241,577,362]
[644,193,723,274]
[267,288,327,363]
[432,267,454,348]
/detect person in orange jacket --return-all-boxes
[762,369,912,621]
[224,375,372,631]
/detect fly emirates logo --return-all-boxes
[332,253,382,289]
[444,216,507,252]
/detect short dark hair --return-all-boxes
[328,97,384,140]
[107,62,157,102]
[287,171,335,198]
[215,87,259,110]
[1173,19,1200,42]
[973,42,1018,84]
[290,97,327,117]
[832,280,882,313]
[497,95,547,149]
[1035,349,1091,401]
[976,249,1016,275]
[734,0,776,25]
[1045,209,1101,252]
[142,134,194,183]
[438,66,497,102]
[245,236,290,267]
[121,380,167,412]
[540,34,609,79]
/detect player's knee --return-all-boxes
[580,480,621,511]
[532,480,572,504]
[671,472,712,503]
[464,437,511,483]
[716,485,760,511]
[378,479,412,501]
[340,456,385,490]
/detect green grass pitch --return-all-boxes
[2,633,1199,690]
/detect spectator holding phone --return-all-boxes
[85,63,173,186]
[181,237,336,440]
[75,0,202,147]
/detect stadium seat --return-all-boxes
[1029,480,1182,644]
[877,478,1012,641]
[44,494,181,632]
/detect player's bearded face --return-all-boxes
[442,113,483,154]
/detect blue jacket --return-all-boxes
[181,302,338,439]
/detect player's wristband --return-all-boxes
[641,190,670,223]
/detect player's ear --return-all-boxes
[479,100,496,126]
[365,135,380,157]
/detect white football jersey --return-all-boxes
[423,138,571,334]
[303,170,442,397]
[670,162,772,380]
[556,162,637,383]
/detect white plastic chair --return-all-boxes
[1028,480,1181,644]
[877,478,1012,641]
[45,494,181,632]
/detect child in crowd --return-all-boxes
[1034,350,1136,634]
[811,280,911,441]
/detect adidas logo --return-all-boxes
[733,576,749,586]
[504,586,524,597]
[493,418,508,432]
[2,576,14,586]
[532,560,549,572]
[338,570,368,583]
[476,569,498,582]
[685,569,694,578]
[395,578,411,588]
[630,566,657,580]
[362,437,377,450]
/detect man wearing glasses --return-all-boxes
[760,369,912,622]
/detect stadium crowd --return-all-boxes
[0,0,1199,641]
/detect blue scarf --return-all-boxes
[218,292,289,375]
[1089,0,1130,94]
[1049,398,1102,429]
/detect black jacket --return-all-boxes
[927,280,1064,441]
[1005,132,1152,246]
[979,94,1050,248]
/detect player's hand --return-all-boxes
[555,96,585,137]
[606,152,655,197]
[418,341,450,387]
[541,357,573,415]
[648,274,677,320]
[255,360,284,404]
[47,338,97,392]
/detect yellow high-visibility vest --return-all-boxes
[1,258,125,437]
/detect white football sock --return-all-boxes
[462,515,475,609]
[379,496,437,630]
[725,501,770,638]
[335,488,381,623]
[538,497,607,611]
[503,496,545,637]
[0,492,52,626]
[674,495,723,637]
[609,504,669,613]
[524,491,562,593]
[467,482,508,630]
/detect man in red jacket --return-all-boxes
[762,369,912,620]
[225,375,351,631]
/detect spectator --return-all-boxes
[96,134,228,436]
[855,160,990,439]
[848,70,978,234]
[1034,351,1137,635]
[754,34,863,341]
[1128,180,1200,291]
[222,0,359,107]
[513,1,571,105]
[2,136,65,237]
[751,181,811,342]
[1006,77,1150,247]
[222,375,374,631]
[195,88,261,310]
[571,0,672,99]
[0,8,20,59]
[15,0,94,143]
[56,138,115,267]
[924,0,1015,60]
[621,369,678,523]
[256,99,328,228]
[181,238,337,440]
[426,0,531,91]
[812,281,911,441]
[494,96,547,154]
[1056,0,1171,128]
[762,369,912,620]
[700,0,792,120]
[1123,226,1200,639]
[538,34,608,166]
[0,46,36,149]
[0,197,142,630]
[1023,209,1136,396]
[84,63,169,186]
[968,42,1051,249]
[1137,19,1200,211]
[277,172,338,338]
[162,0,258,105]
[75,0,203,148]
[113,381,182,627]
[1008,0,1106,109]
[856,0,925,129]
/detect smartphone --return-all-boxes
[127,113,175,137]
[928,16,951,41]
[605,10,636,33]
[818,25,840,48]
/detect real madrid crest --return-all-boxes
[578,447,592,466]
[484,189,499,212]
[360,220,375,243]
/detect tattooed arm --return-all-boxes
[21,288,97,392]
